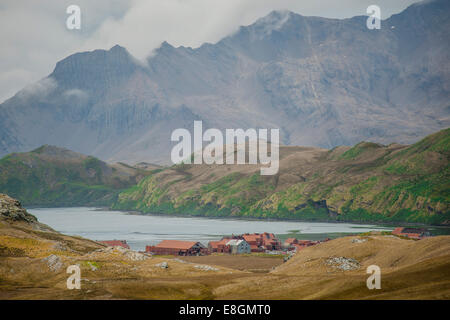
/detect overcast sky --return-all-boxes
[0,0,422,103]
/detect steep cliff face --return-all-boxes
[0,0,449,164]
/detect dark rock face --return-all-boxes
[295,200,330,213]
[0,194,37,224]
[0,0,449,164]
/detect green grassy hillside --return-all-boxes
[0,145,147,206]
[113,129,450,225]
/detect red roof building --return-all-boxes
[392,227,430,240]
[242,234,260,246]
[285,238,299,245]
[208,239,231,253]
[208,232,284,254]
[99,240,130,249]
[250,244,263,252]
[297,240,315,246]
[146,240,208,256]
[242,232,282,251]
[283,238,323,252]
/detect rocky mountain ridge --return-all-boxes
[0,0,448,164]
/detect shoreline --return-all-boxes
[26,205,450,231]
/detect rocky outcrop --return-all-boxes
[155,262,168,269]
[42,254,63,272]
[0,194,55,232]
[325,257,360,271]
[96,246,150,261]
[194,265,219,272]
[0,193,37,224]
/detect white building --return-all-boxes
[226,239,251,254]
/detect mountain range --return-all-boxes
[0,0,449,165]
[1,128,448,224]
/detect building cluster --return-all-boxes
[97,227,433,257]
[283,238,327,252]
[143,233,328,256]
[392,227,430,240]
[96,226,433,256]
[209,232,281,254]
[98,233,331,256]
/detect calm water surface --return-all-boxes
[29,207,392,251]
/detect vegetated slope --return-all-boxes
[0,193,241,300]
[214,235,450,300]
[275,235,450,276]
[1,193,449,300]
[0,0,449,164]
[0,193,102,259]
[113,128,450,224]
[0,145,149,206]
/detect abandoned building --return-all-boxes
[145,240,208,256]
[208,239,231,253]
[242,232,282,251]
[226,239,251,254]
[392,227,430,240]
[283,237,330,252]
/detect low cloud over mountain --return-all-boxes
[0,0,448,164]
